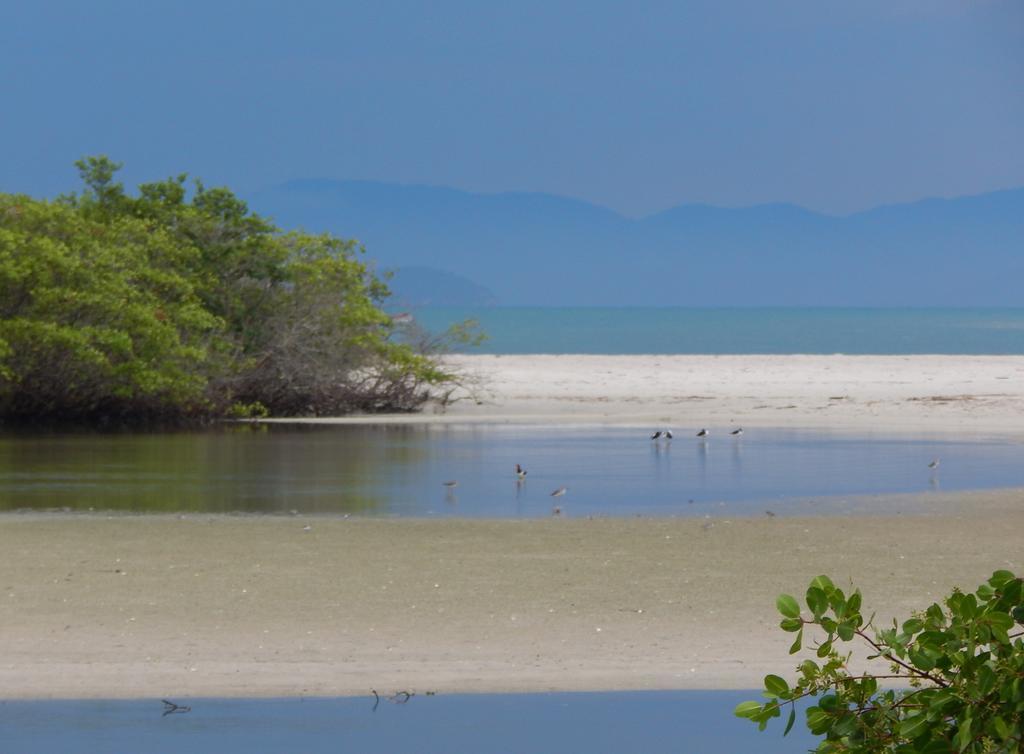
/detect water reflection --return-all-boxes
[0,425,425,514]
[0,425,1022,517]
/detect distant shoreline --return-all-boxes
[263,353,1024,437]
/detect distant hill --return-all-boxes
[385,266,498,308]
[247,180,1024,306]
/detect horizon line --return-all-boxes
[264,176,1024,222]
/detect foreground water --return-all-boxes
[0,691,816,753]
[412,306,1024,354]
[1,425,1021,516]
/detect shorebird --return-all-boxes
[664,429,673,439]
[730,427,743,436]
[442,480,459,489]
[928,459,940,470]
[515,463,528,480]
[550,486,568,497]
[696,428,709,438]
[650,431,662,440]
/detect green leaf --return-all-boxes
[828,588,847,616]
[783,707,796,736]
[986,611,1014,631]
[847,590,862,614]
[836,620,855,641]
[976,664,996,696]
[988,569,1016,588]
[818,694,840,712]
[999,577,1022,605]
[806,586,829,618]
[901,618,923,634]
[789,628,803,655]
[798,660,818,676]
[734,700,763,719]
[929,689,955,713]
[763,674,790,698]
[898,713,929,740]
[960,593,978,620]
[776,594,800,619]
[831,715,857,737]
[810,575,835,593]
[954,716,972,751]
[908,647,936,671]
[805,706,830,735]
[779,617,802,632]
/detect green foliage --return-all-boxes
[736,570,1024,752]
[225,401,270,420]
[0,157,466,424]
[0,194,221,421]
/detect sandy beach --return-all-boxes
[0,490,1021,700]
[279,355,1024,436]
[3,354,1024,700]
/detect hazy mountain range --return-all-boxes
[247,181,1024,307]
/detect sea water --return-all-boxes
[411,306,1024,354]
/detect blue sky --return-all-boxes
[2,0,1022,216]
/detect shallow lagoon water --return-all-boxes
[1,425,1021,516]
[0,691,817,753]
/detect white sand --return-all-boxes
[279,355,1024,435]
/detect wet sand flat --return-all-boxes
[1,489,1021,699]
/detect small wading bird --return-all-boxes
[515,463,527,480]
[442,480,458,488]
[928,459,940,470]
[550,487,567,516]
[696,428,710,438]
[651,430,674,440]
[730,427,743,436]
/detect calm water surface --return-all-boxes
[0,691,817,753]
[413,306,1024,354]
[1,425,1021,516]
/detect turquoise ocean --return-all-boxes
[412,307,1024,354]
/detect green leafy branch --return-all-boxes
[736,570,1024,752]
